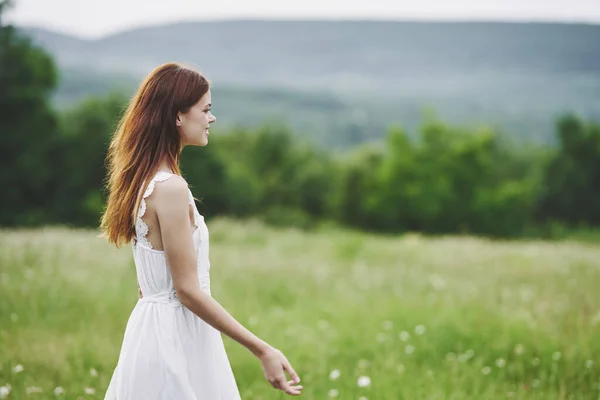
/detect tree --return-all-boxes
[536,115,600,227]
[0,0,62,225]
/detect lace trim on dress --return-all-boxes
[188,189,203,230]
[135,171,174,249]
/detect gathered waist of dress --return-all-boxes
[138,289,181,306]
[138,276,211,305]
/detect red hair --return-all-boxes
[100,62,210,247]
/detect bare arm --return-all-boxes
[154,177,302,395]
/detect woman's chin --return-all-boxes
[193,134,209,147]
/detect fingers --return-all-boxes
[282,356,302,395]
[264,352,303,396]
[269,376,303,396]
[277,378,303,396]
[268,374,286,389]
[283,358,301,384]
[284,384,303,396]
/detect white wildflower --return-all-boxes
[84,387,95,395]
[496,358,506,368]
[329,369,341,380]
[481,366,491,375]
[415,325,426,335]
[0,385,11,399]
[90,368,98,377]
[328,389,339,398]
[586,360,594,369]
[357,376,371,388]
[552,352,561,361]
[54,387,65,396]
[399,331,410,341]
[382,320,393,330]
[13,364,24,373]
[405,345,415,355]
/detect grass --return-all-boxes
[0,219,599,399]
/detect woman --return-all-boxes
[100,62,303,398]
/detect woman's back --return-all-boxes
[133,171,211,300]
[104,171,241,399]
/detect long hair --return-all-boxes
[100,62,210,247]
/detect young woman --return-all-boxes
[100,62,303,398]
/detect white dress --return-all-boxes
[104,171,241,399]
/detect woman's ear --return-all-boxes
[176,113,182,127]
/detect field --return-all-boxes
[1,219,599,399]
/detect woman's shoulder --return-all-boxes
[151,173,189,196]
[143,175,190,220]
[143,171,187,198]
[136,172,190,224]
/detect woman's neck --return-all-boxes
[156,163,175,174]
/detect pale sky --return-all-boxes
[6,0,600,39]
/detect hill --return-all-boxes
[23,21,600,88]
[21,20,600,147]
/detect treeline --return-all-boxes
[2,4,600,238]
[4,91,600,239]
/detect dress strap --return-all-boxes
[187,188,203,229]
[134,171,174,249]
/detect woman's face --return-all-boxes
[177,90,216,147]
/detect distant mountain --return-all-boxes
[23,21,600,89]
[19,20,600,147]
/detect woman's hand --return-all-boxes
[258,346,303,396]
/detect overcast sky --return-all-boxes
[6,0,600,38]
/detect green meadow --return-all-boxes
[1,220,599,399]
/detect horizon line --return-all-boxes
[16,16,600,40]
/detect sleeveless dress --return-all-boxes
[104,171,241,399]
